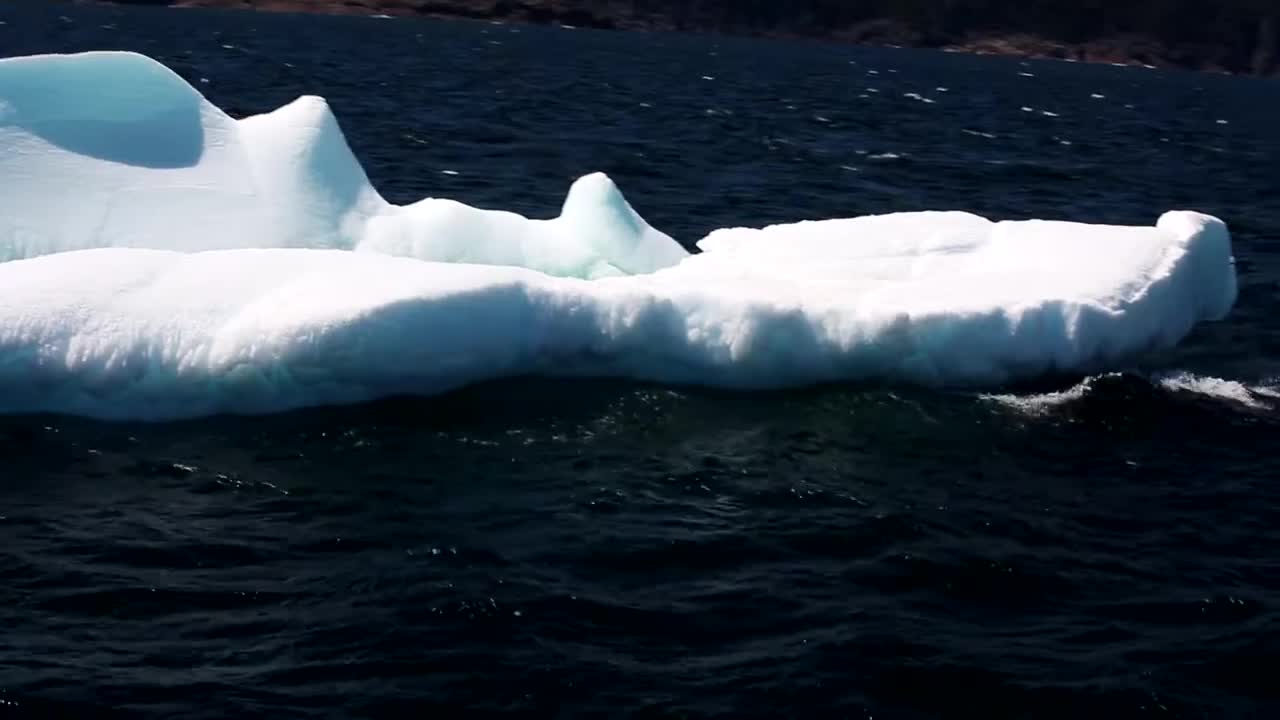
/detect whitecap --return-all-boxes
[1156,373,1274,410]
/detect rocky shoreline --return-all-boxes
[90,0,1278,77]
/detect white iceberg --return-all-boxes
[0,51,686,277]
[0,51,1238,420]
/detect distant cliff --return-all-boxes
[95,0,1280,76]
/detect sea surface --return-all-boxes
[2,2,1279,718]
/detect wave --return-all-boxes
[984,372,1277,415]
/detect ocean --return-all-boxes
[1,2,1278,717]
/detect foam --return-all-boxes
[986,372,1275,416]
[1156,372,1275,410]
[980,377,1102,416]
[1253,383,1280,399]
[0,51,1241,420]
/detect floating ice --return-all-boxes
[0,51,1240,420]
[0,51,686,278]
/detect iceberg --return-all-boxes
[0,51,1238,420]
[0,51,686,277]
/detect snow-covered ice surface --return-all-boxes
[0,51,1240,420]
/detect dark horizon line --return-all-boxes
[82,0,1280,78]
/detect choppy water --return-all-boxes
[2,2,1278,717]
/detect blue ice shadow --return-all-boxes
[0,51,204,169]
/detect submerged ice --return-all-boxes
[0,51,1239,420]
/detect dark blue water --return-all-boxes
[2,3,1279,718]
